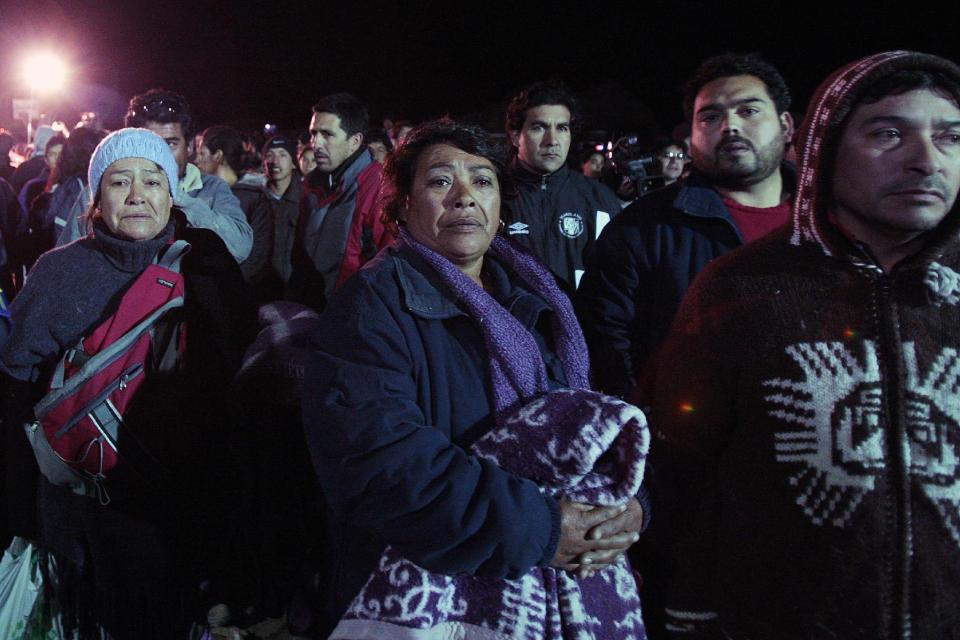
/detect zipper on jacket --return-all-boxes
[51,362,145,438]
[875,273,912,640]
[540,174,548,191]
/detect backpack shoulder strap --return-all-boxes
[156,239,191,272]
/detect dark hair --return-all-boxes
[366,128,393,151]
[856,68,960,109]
[311,93,369,138]
[653,135,681,155]
[381,119,515,225]
[505,80,578,133]
[54,127,106,184]
[125,88,194,139]
[45,133,67,153]
[580,148,604,165]
[0,132,13,155]
[682,52,791,120]
[200,125,247,176]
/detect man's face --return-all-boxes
[264,148,294,184]
[690,74,791,187]
[832,88,960,243]
[511,104,572,175]
[145,121,189,178]
[309,112,362,173]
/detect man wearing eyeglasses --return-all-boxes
[656,142,688,187]
[577,53,796,400]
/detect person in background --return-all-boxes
[298,146,317,177]
[577,52,796,399]
[504,80,621,291]
[10,126,58,195]
[255,135,303,302]
[654,138,687,186]
[17,132,66,219]
[0,133,15,182]
[366,128,393,164]
[581,149,605,179]
[24,127,106,270]
[196,125,263,210]
[123,89,252,263]
[289,92,390,310]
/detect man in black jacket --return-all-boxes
[504,81,621,291]
[577,53,795,399]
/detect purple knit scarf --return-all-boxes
[398,229,590,413]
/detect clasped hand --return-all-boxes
[549,497,643,578]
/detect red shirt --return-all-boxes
[721,195,791,244]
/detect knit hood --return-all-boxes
[790,50,960,259]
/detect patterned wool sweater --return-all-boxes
[651,218,960,639]
[650,50,960,640]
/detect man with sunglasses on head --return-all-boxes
[123,89,252,263]
[577,52,796,399]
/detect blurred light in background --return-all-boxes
[22,51,69,93]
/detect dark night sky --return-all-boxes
[0,0,957,140]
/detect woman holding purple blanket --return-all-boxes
[304,119,650,639]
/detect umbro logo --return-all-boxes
[506,222,530,235]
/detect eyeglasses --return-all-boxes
[659,151,687,161]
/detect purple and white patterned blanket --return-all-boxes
[330,388,649,639]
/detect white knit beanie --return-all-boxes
[87,127,180,204]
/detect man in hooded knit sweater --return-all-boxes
[652,51,960,639]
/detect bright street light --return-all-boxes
[22,51,69,94]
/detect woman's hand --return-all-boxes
[549,498,644,578]
[579,497,644,577]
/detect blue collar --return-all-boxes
[391,245,552,328]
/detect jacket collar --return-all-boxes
[510,157,571,190]
[673,163,797,222]
[180,163,204,193]
[391,244,550,326]
[279,174,303,204]
[307,147,372,196]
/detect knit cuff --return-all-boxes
[539,494,562,566]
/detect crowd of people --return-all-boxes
[0,47,957,640]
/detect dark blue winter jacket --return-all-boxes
[303,243,564,621]
[576,164,796,397]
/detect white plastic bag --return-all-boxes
[0,537,42,637]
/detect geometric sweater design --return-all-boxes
[765,340,960,542]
